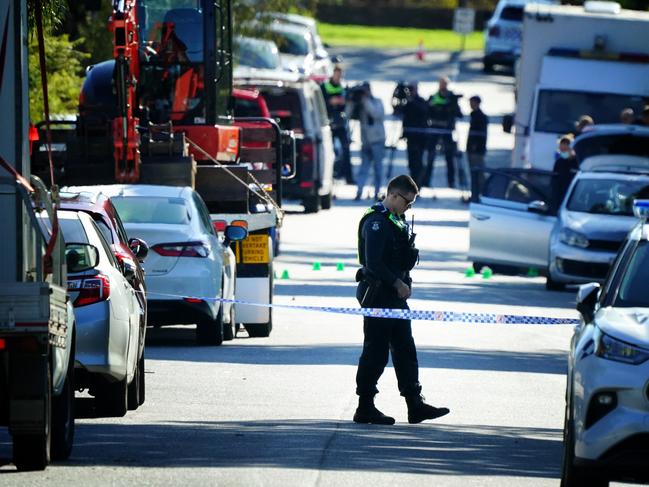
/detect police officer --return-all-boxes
[401,82,428,187]
[424,76,463,189]
[354,174,450,424]
[321,65,354,184]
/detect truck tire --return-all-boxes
[224,305,235,341]
[546,276,566,291]
[52,338,75,461]
[13,363,51,471]
[321,191,333,210]
[303,193,320,214]
[196,303,224,346]
[95,377,128,418]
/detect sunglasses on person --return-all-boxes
[396,192,416,209]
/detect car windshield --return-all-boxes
[567,179,649,215]
[615,241,649,307]
[500,6,524,21]
[274,31,309,56]
[535,90,646,134]
[234,38,280,70]
[111,196,190,224]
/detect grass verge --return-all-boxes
[318,22,484,51]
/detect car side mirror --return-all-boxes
[576,282,601,323]
[527,200,548,214]
[128,238,149,262]
[224,224,248,244]
[65,243,100,273]
[122,260,136,281]
[502,114,513,134]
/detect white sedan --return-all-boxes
[97,184,247,345]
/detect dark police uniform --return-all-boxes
[401,94,429,189]
[321,80,353,183]
[424,90,463,189]
[355,202,421,398]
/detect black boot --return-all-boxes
[353,396,395,425]
[406,394,449,424]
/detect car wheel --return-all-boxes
[224,305,235,341]
[196,303,224,346]
[546,275,566,291]
[483,61,494,73]
[561,396,608,487]
[137,354,145,406]
[95,376,128,418]
[52,336,75,461]
[321,191,333,210]
[13,363,51,471]
[303,193,320,214]
[127,354,142,411]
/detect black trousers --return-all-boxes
[423,133,456,188]
[355,316,421,398]
[332,126,353,182]
[406,136,426,185]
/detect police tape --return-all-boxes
[143,291,579,326]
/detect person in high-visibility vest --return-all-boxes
[423,76,463,189]
[321,65,354,184]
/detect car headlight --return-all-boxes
[594,328,649,365]
[559,228,589,248]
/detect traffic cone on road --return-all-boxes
[416,39,425,62]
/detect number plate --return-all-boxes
[240,235,269,264]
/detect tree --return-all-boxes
[27,0,89,121]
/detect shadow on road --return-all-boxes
[0,420,560,479]
[144,338,567,375]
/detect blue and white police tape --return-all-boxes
[144,291,579,326]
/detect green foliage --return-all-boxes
[28,33,89,121]
[27,0,68,30]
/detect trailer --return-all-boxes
[510,1,649,169]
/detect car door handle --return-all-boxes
[473,214,491,221]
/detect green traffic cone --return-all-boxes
[482,266,493,279]
[527,267,539,277]
[336,262,345,271]
[281,269,290,280]
[464,267,475,277]
[312,261,321,271]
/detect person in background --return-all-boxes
[401,82,428,187]
[620,108,636,124]
[351,82,386,201]
[551,134,579,212]
[321,65,354,184]
[423,76,462,190]
[466,95,488,197]
[573,114,594,135]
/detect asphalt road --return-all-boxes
[0,49,626,486]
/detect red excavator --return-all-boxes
[32,0,294,337]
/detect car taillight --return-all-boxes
[301,138,315,163]
[488,26,501,38]
[68,274,111,308]
[152,241,209,258]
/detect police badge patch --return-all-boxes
[371,222,380,231]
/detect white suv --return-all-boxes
[483,0,557,72]
[562,200,649,486]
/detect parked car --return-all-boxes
[561,199,649,486]
[59,189,149,400]
[93,184,247,345]
[483,0,558,72]
[266,12,335,80]
[56,210,143,417]
[236,71,335,213]
[469,125,649,289]
[268,21,332,82]
[234,36,282,72]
